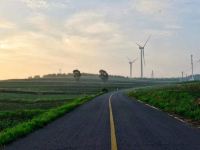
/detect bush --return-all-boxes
[0,94,100,146]
[102,88,108,93]
[128,82,200,122]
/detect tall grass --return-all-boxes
[128,82,200,122]
[0,94,98,146]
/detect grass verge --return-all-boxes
[128,82,200,125]
[0,93,100,146]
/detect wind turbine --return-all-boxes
[127,57,137,78]
[136,35,151,78]
[151,70,154,79]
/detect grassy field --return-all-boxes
[0,75,173,146]
[0,94,98,146]
[0,76,170,131]
[0,75,173,94]
[0,93,75,133]
[128,81,200,125]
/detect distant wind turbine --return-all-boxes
[136,35,151,78]
[151,70,154,78]
[127,57,137,78]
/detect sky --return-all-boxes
[0,0,200,79]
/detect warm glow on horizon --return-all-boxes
[0,0,200,79]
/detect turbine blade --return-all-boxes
[136,43,141,47]
[132,58,137,63]
[127,57,131,61]
[143,35,151,48]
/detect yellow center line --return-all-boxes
[109,94,118,150]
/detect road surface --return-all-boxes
[4,92,200,150]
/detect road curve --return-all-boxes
[112,92,200,150]
[4,92,200,150]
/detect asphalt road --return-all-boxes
[4,92,200,150]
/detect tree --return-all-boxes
[33,75,40,79]
[73,69,81,81]
[99,69,109,82]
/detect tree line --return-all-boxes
[28,69,109,82]
[73,69,109,82]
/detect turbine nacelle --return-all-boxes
[127,57,137,64]
[136,43,144,50]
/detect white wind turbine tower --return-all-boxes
[136,35,151,78]
[151,70,154,78]
[127,57,137,78]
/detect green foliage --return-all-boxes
[0,110,45,132]
[0,93,76,102]
[99,70,109,82]
[0,94,97,146]
[0,76,170,95]
[0,76,173,147]
[73,70,81,81]
[128,82,200,121]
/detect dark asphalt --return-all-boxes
[4,93,111,150]
[112,92,200,150]
[4,92,200,150]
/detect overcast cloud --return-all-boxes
[0,0,199,79]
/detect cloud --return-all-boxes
[132,0,171,16]
[0,11,124,67]
[63,11,125,53]
[145,29,174,38]
[64,12,119,40]
[21,0,69,9]
[126,0,183,39]
[0,0,199,78]
[22,0,48,9]
[165,24,183,30]
[0,19,16,29]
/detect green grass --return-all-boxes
[0,110,45,132]
[0,88,99,145]
[0,91,81,133]
[0,94,98,146]
[0,92,77,102]
[0,77,171,95]
[0,91,97,142]
[0,76,172,147]
[0,91,81,111]
[128,82,200,122]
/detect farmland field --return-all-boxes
[128,81,200,125]
[0,75,173,145]
[0,75,173,94]
[0,93,73,132]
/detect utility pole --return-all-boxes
[191,55,194,80]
